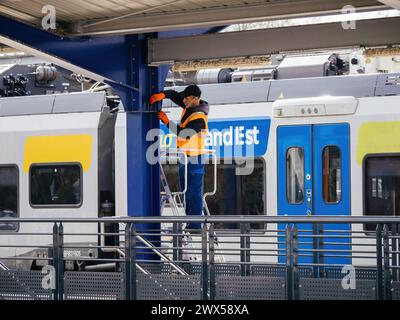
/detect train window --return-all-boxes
[0,166,18,231]
[364,155,400,231]
[205,158,265,229]
[30,164,82,207]
[163,158,266,229]
[286,147,304,204]
[322,146,342,204]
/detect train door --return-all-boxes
[277,123,351,268]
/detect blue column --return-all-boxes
[124,35,171,260]
[0,16,214,260]
[0,18,168,260]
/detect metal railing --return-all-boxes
[0,216,400,300]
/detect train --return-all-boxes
[0,51,400,270]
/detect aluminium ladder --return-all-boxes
[160,150,225,263]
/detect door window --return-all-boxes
[322,146,342,204]
[286,147,304,204]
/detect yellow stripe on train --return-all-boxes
[23,134,93,172]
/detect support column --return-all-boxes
[121,34,169,260]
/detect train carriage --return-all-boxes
[0,59,400,270]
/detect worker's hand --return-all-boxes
[149,92,166,105]
[157,111,169,125]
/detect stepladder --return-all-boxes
[159,149,225,263]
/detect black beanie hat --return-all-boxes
[181,84,201,98]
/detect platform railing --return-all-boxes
[0,216,400,300]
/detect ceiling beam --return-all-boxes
[0,4,39,24]
[148,16,400,64]
[74,0,387,36]
[0,34,108,83]
[377,0,400,9]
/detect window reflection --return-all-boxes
[30,165,81,206]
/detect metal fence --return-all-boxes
[0,216,400,300]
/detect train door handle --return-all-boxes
[305,188,312,215]
[306,189,312,209]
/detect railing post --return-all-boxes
[113,222,120,270]
[383,224,392,300]
[240,223,250,276]
[286,224,293,300]
[125,222,136,300]
[201,223,208,300]
[391,224,399,282]
[52,222,64,300]
[173,222,182,267]
[240,223,246,277]
[52,223,58,300]
[292,225,299,300]
[318,223,324,278]
[245,223,251,276]
[58,223,64,301]
[209,223,216,300]
[312,223,320,278]
[376,224,384,300]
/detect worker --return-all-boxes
[150,85,209,231]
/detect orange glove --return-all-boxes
[149,92,166,105]
[158,111,169,125]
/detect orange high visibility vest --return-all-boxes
[177,111,208,156]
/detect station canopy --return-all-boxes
[0,0,393,36]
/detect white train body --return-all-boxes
[0,71,400,269]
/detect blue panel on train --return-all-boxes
[277,123,351,271]
[160,117,270,158]
[313,123,351,267]
[277,125,314,266]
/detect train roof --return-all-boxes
[0,91,106,117]
[162,72,400,107]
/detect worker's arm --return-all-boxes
[161,90,186,108]
[157,111,181,135]
[159,111,206,138]
[149,89,185,108]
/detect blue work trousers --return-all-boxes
[179,155,205,230]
